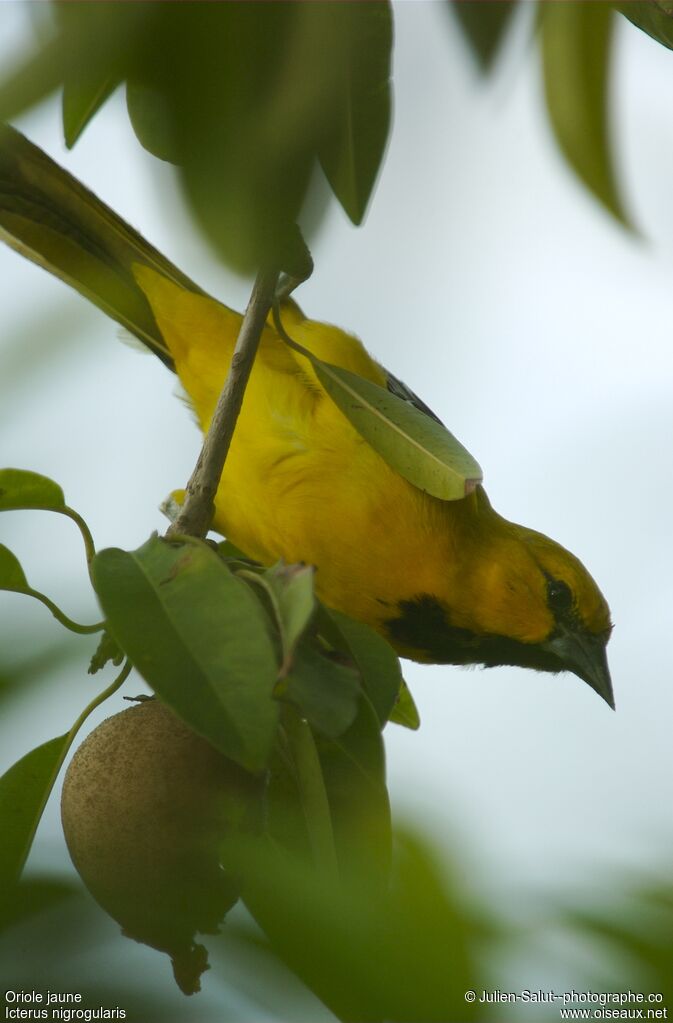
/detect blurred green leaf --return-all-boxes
[0,636,81,707]
[0,5,145,125]
[1,3,388,275]
[0,300,96,423]
[92,536,279,771]
[0,876,79,933]
[317,694,391,885]
[389,678,421,731]
[450,1,517,69]
[0,734,68,892]
[0,544,29,592]
[541,2,629,225]
[310,360,483,501]
[62,71,120,149]
[0,468,65,512]
[316,3,393,224]
[226,828,478,1023]
[327,609,402,727]
[0,35,71,125]
[280,641,360,739]
[620,2,673,50]
[266,689,390,885]
[125,79,179,163]
[563,882,673,1001]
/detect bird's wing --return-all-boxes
[384,370,445,427]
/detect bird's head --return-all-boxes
[458,500,614,707]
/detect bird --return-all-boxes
[0,124,614,709]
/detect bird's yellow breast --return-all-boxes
[135,266,458,630]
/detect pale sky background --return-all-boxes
[1,1,673,1014]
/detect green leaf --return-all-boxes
[0,468,65,512]
[63,71,120,149]
[88,630,124,675]
[266,691,390,885]
[225,828,478,1023]
[388,678,421,731]
[311,360,482,501]
[327,609,402,727]
[0,35,71,125]
[260,562,317,671]
[316,3,393,224]
[280,641,360,739]
[0,5,143,126]
[316,694,391,884]
[92,536,279,771]
[451,1,517,69]
[126,79,180,164]
[620,2,673,50]
[0,735,69,892]
[0,544,29,592]
[541,2,629,226]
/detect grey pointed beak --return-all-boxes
[544,628,615,710]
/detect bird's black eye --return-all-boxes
[547,578,573,614]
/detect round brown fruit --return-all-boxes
[61,698,264,994]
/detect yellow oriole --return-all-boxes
[0,126,614,708]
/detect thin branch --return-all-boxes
[168,266,279,539]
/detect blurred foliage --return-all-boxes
[541,3,629,227]
[0,632,80,707]
[226,829,481,1023]
[449,1,518,69]
[562,877,673,1004]
[0,877,191,1021]
[620,0,673,50]
[3,0,673,266]
[0,2,393,271]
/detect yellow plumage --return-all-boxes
[0,125,614,706]
[133,267,612,702]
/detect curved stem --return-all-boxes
[282,707,339,879]
[68,659,132,738]
[61,506,97,566]
[26,587,105,635]
[272,300,311,357]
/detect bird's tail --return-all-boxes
[0,124,206,371]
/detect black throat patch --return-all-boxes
[384,594,563,674]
